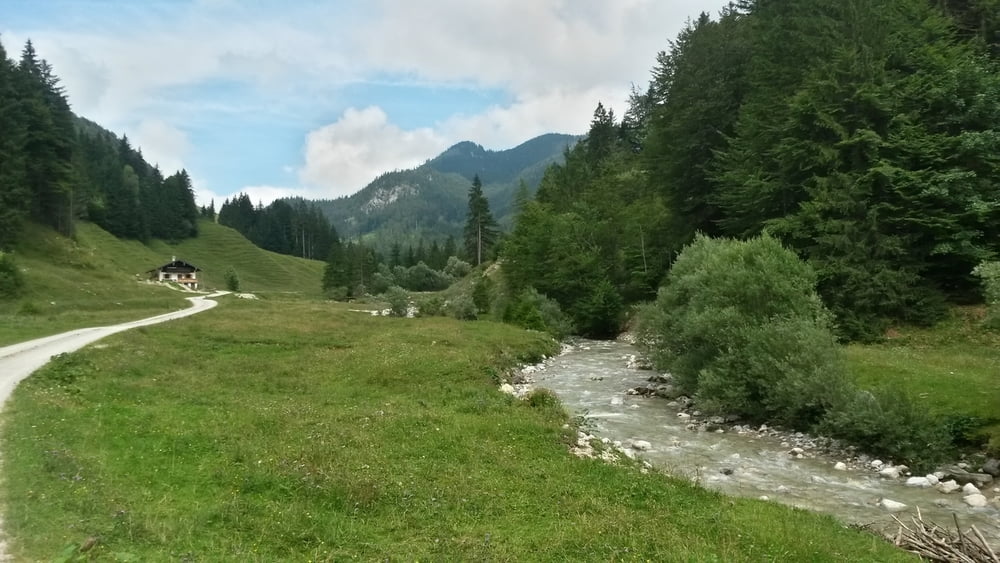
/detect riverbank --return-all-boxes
[506,338,1000,553]
[0,300,913,560]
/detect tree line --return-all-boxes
[502,0,1000,340]
[0,37,199,248]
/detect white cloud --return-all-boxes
[132,119,191,175]
[299,106,448,198]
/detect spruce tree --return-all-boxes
[463,175,499,265]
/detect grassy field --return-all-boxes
[0,299,913,561]
[0,221,323,346]
[845,307,1000,451]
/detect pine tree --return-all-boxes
[463,175,499,265]
[0,36,29,247]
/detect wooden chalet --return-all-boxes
[149,256,201,289]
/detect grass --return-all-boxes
[0,299,914,561]
[845,307,1000,451]
[0,221,324,346]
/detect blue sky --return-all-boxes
[1,0,725,205]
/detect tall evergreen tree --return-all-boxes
[463,175,499,265]
[0,36,29,247]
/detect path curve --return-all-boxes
[0,291,228,558]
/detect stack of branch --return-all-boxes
[889,509,999,563]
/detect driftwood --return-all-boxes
[887,508,999,563]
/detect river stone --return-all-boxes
[925,474,939,486]
[870,459,884,470]
[879,466,902,479]
[655,384,682,400]
[677,412,691,420]
[499,384,516,395]
[879,498,908,512]
[982,458,1000,477]
[632,440,652,451]
[834,462,847,471]
[937,480,961,494]
[964,494,988,508]
[906,476,932,488]
[963,483,981,495]
[941,466,994,488]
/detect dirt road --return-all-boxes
[0,291,227,559]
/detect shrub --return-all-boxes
[0,252,25,299]
[402,261,453,292]
[324,286,349,301]
[444,256,472,278]
[638,234,847,427]
[446,293,478,320]
[224,266,241,292]
[820,388,952,469]
[504,288,575,339]
[368,269,395,295]
[416,295,446,317]
[574,278,624,338]
[384,286,410,317]
[973,260,1000,329]
[472,276,492,313]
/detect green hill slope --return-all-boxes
[0,220,323,345]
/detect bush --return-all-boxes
[384,286,410,317]
[444,256,472,278]
[446,293,478,320]
[472,276,492,313]
[638,234,846,427]
[0,252,25,299]
[504,288,575,339]
[224,266,241,292]
[324,286,349,301]
[820,388,952,469]
[973,260,1000,329]
[416,295,446,317]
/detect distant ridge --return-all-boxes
[309,133,580,248]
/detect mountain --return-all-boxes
[310,133,579,248]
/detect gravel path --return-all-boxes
[0,291,228,559]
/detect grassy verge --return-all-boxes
[845,307,1000,451]
[1,299,913,561]
[0,221,325,346]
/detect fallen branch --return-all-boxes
[887,509,999,563]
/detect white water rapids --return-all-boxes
[526,339,1000,548]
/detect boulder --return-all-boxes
[870,460,884,470]
[879,498,908,512]
[963,494,988,508]
[924,474,939,486]
[879,466,902,479]
[941,466,994,488]
[982,458,1000,478]
[655,384,683,400]
[936,480,961,494]
[963,483,981,496]
[632,440,652,451]
[905,476,932,488]
[834,462,848,471]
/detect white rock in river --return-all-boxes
[500,384,516,395]
[879,498,908,512]
[776,485,790,494]
[677,412,691,420]
[632,440,652,451]
[834,462,848,471]
[924,474,939,486]
[905,476,932,488]
[963,483,982,495]
[964,494,988,508]
[937,480,961,494]
[879,466,902,479]
[870,459,884,470]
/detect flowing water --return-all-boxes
[528,339,1000,547]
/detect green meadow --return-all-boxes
[0,299,914,561]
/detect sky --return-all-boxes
[0,0,726,206]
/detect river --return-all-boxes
[523,339,1000,548]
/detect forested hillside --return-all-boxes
[310,134,578,251]
[503,0,1000,340]
[0,38,198,249]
